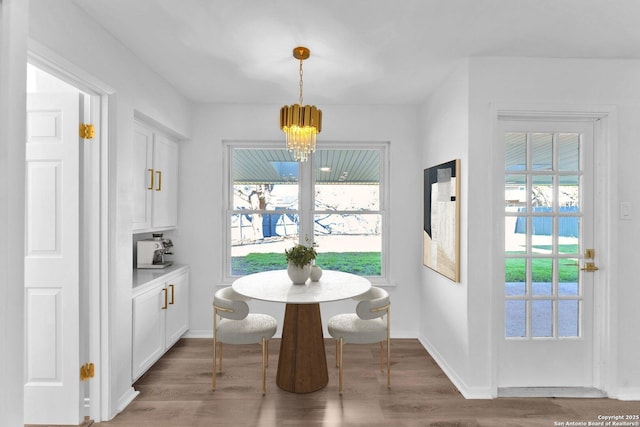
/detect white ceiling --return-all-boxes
[72,0,640,105]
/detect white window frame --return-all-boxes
[222,140,390,284]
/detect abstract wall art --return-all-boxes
[423,159,460,282]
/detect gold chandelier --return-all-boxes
[279,46,322,162]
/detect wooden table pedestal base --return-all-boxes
[276,303,328,393]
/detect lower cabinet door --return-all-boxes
[132,285,166,381]
[165,272,189,347]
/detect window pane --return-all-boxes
[314,214,381,276]
[315,184,379,211]
[532,300,553,337]
[558,300,579,337]
[558,133,580,171]
[315,149,380,210]
[506,300,526,338]
[505,132,526,171]
[559,176,580,211]
[230,212,298,276]
[531,133,553,170]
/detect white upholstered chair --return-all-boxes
[327,286,390,394]
[212,286,277,394]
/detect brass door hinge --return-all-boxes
[79,123,95,139]
[80,362,95,381]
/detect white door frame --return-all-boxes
[490,103,619,398]
[28,41,113,421]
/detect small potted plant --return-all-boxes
[285,244,317,284]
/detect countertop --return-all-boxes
[133,264,189,290]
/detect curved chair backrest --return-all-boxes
[214,287,249,320]
[355,287,389,320]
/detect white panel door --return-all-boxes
[24,93,82,424]
[498,119,596,389]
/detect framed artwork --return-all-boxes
[423,159,460,282]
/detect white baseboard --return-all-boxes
[615,387,640,401]
[418,334,493,399]
[117,387,140,414]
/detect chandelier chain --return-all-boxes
[299,57,304,105]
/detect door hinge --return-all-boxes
[79,123,95,139]
[80,362,95,381]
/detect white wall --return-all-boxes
[420,56,640,399]
[418,61,489,396]
[0,1,28,425]
[175,103,423,338]
[28,0,192,420]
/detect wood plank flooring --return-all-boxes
[94,338,639,427]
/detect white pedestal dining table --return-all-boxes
[232,269,371,393]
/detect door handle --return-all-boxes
[156,170,162,191]
[161,288,168,309]
[580,262,599,272]
[169,284,175,305]
[147,168,154,190]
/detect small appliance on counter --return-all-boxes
[137,233,174,269]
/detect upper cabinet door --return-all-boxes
[132,122,153,231]
[151,133,178,229]
[132,120,179,232]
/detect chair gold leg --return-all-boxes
[212,313,217,390]
[266,339,269,367]
[262,337,267,395]
[379,341,384,371]
[212,338,217,390]
[386,337,391,389]
[338,337,344,394]
[219,342,223,372]
[335,339,339,368]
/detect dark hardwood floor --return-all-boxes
[94,338,638,427]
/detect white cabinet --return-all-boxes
[132,121,179,232]
[132,267,189,381]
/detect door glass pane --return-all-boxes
[559,260,579,296]
[531,258,552,295]
[505,174,527,212]
[505,132,526,171]
[505,258,526,295]
[558,133,580,171]
[558,300,579,337]
[505,300,526,338]
[532,300,553,337]
[531,133,553,170]
[532,175,553,209]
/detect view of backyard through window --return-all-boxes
[227,146,385,278]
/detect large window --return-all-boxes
[223,142,388,283]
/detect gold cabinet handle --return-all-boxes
[580,262,599,272]
[169,284,175,305]
[156,170,162,191]
[147,168,154,190]
[161,288,168,309]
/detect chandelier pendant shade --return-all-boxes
[279,46,322,162]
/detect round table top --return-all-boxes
[231,269,371,304]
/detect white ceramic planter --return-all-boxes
[287,262,311,284]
